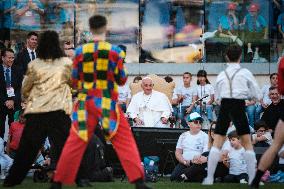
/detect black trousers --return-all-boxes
[0,106,15,139]
[4,110,71,185]
[215,98,250,136]
[171,162,228,182]
[77,134,112,182]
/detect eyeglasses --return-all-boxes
[191,120,201,124]
[257,129,266,133]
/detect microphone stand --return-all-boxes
[192,94,210,130]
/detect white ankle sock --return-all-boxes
[244,150,256,184]
[206,146,221,181]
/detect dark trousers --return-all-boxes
[77,134,97,180]
[184,164,207,182]
[4,110,71,185]
[0,106,15,139]
[170,163,188,181]
[77,134,112,182]
[171,162,229,182]
[224,173,248,183]
[254,141,270,147]
[215,99,250,136]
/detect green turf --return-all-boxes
[1,178,283,189]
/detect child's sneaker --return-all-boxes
[240,179,248,184]
[202,177,213,185]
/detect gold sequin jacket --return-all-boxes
[22,57,73,115]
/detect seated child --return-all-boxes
[223,131,248,183]
[252,120,272,147]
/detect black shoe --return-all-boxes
[135,180,152,189]
[250,183,259,189]
[250,178,260,189]
[49,182,62,189]
[3,182,16,187]
[76,179,92,187]
[3,179,19,187]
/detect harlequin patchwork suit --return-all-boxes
[53,40,144,184]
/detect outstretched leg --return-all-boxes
[251,119,284,188]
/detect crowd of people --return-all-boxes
[121,69,283,135]
[0,11,284,189]
[1,1,284,64]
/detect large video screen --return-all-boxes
[0,0,282,63]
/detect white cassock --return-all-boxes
[127,90,173,127]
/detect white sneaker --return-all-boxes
[180,174,188,181]
[240,179,248,184]
[0,172,6,180]
[202,177,213,185]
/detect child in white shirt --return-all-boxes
[203,44,261,185]
[223,131,248,183]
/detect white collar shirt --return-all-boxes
[215,63,261,100]
[27,47,36,61]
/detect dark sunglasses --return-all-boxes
[191,120,201,124]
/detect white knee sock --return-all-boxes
[244,150,256,184]
[206,146,221,181]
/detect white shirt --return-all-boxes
[228,147,247,175]
[174,85,197,106]
[261,84,271,106]
[196,84,214,104]
[172,88,178,101]
[215,63,261,101]
[27,47,36,61]
[252,132,273,145]
[127,90,172,127]
[176,131,208,161]
[222,140,233,152]
[118,84,131,102]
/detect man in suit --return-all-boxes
[0,48,22,139]
[14,32,38,75]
